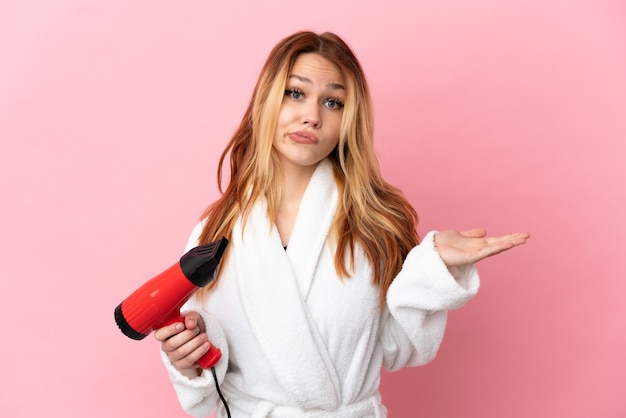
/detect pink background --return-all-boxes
[1,0,625,417]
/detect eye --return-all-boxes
[324,98,345,110]
[285,88,304,100]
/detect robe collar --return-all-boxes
[232,158,341,409]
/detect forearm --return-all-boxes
[382,231,480,370]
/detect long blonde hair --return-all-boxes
[197,31,419,306]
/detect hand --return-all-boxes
[434,228,529,267]
[154,311,211,377]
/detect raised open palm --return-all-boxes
[434,228,530,267]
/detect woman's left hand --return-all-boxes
[434,228,530,267]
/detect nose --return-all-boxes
[301,101,321,128]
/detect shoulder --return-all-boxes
[183,218,208,252]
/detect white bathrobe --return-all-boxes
[161,159,480,418]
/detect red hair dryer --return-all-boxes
[115,237,228,368]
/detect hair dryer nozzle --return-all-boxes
[180,237,229,287]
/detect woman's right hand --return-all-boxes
[154,311,211,378]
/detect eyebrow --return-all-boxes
[289,74,345,90]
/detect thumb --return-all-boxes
[460,228,487,238]
[184,311,206,332]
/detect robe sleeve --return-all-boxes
[382,231,480,371]
[158,221,230,417]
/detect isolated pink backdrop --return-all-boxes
[1,0,625,417]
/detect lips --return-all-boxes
[288,131,318,144]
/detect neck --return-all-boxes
[281,161,318,203]
[274,160,319,246]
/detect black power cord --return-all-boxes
[211,366,231,418]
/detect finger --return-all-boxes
[486,240,516,256]
[170,332,207,360]
[482,233,530,257]
[487,232,530,247]
[162,327,201,353]
[186,336,211,361]
[511,232,530,244]
[154,321,185,342]
[171,335,211,370]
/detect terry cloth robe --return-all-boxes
[160,158,480,418]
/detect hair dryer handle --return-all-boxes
[164,315,223,369]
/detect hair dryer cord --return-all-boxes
[211,366,231,418]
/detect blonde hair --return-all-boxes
[197,31,419,306]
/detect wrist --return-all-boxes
[179,367,202,379]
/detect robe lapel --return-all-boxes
[286,158,338,299]
[232,159,341,410]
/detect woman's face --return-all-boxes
[273,53,345,176]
